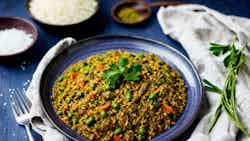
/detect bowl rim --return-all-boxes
[25,0,100,27]
[39,35,204,141]
[0,16,38,57]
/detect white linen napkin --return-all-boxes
[157,4,250,141]
[26,37,76,141]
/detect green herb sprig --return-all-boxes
[203,37,250,136]
[103,57,142,90]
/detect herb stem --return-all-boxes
[204,37,250,136]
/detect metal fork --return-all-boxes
[10,89,34,141]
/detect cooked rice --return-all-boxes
[52,50,187,141]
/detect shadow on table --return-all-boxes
[173,118,199,141]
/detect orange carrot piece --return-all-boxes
[97,64,104,71]
[94,131,100,136]
[163,104,174,113]
[80,80,85,87]
[99,102,111,110]
[71,72,79,79]
[87,111,94,116]
[113,135,122,141]
[88,92,96,99]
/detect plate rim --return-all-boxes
[39,34,204,141]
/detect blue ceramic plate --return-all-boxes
[40,35,203,141]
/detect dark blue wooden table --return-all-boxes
[0,0,250,141]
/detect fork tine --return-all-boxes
[21,89,32,107]
[9,95,21,117]
[10,103,18,119]
[15,91,29,114]
[13,92,25,114]
[16,89,31,112]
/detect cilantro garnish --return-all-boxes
[103,57,142,90]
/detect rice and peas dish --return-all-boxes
[52,50,187,141]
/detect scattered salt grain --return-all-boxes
[20,65,26,71]
[0,28,33,55]
[19,61,32,72]
[23,79,31,92]
[3,102,7,106]
[8,88,16,94]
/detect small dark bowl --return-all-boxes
[0,16,38,58]
[112,0,151,25]
[26,0,100,37]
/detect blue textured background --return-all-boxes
[0,0,249,141]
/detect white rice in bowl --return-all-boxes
[29,0,98,25]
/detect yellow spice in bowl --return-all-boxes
[117,7,143,24]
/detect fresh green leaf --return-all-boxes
[223,53,231,67]
[124,63,142,81]
[210,42,229,48]
[203,79,223,94]
[103,70,123,89]
[209,42,230,56]
[136,53,145,59]
[118,57,128,73]
[109,63,119,70]
[103,57,142,90]
[118,57,129,67]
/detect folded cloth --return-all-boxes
[26,38,76,141]
[157,4,250,141]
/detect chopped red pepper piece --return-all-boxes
[163,104,174,113]
[71,72,79,79]
[113,135,122,141]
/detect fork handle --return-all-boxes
[25,124,35,141]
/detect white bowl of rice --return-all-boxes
[27,0,99,26]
